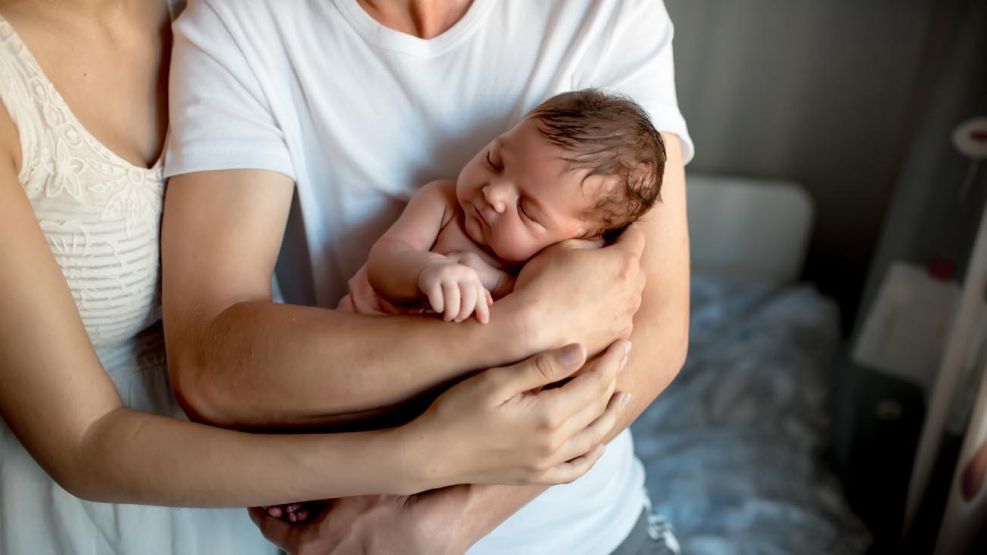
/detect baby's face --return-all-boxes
[456,117,606,265]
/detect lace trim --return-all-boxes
[0,14,165,347]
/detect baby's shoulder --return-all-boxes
[416,179,457,199]
[414,179,459,221]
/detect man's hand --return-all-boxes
[249,487,474,555]
[507,228,646,356]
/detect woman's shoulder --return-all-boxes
[0,93,20,176]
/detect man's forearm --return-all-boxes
[167,300,528,429]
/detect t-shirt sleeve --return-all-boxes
[164,0,295,179]
[574,0,695,164]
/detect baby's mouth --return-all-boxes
[472,203,490,231]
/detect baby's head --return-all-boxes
[456,89,666,265]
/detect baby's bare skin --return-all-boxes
[364,116,611,323]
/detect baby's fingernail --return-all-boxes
[560,344,584,367]
[619,392,632,407]
[620,341,632,370]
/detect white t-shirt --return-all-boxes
[166,1,693,553]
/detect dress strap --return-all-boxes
[0,15,48,180]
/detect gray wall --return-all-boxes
[855,0,987,335]
[665,0,943,326]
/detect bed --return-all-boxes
[630,174,872,553]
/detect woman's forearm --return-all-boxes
[67,408,423,507]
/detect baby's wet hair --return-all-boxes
[530,89,666,239]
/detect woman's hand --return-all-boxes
[506,227,646,357]
[398,340,631,490]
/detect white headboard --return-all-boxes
[687,173,814,284]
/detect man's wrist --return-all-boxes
[415,485,476,554]
[441,484,548,551]
[483,294,541,360]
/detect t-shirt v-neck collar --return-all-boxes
[331,0,493,58]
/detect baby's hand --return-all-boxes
[418,259,494,323]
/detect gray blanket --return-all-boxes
[632,275,871,554]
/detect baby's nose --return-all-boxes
[482,183,514,213]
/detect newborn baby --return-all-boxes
[358,88,667,323]
[267,89,667,524]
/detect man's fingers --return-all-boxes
[556,237,606,251]
[248,507,294,550]
[613,225,645,257]
[491,344,586,400]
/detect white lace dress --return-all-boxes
[0,14,275,555]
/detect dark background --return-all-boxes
[666,0,987,332]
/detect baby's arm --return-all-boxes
[445,251,516,300]
[367,181,491,322]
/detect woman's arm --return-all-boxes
[0,0,640,516]
[0,140,628,507]
[0,155,398,505]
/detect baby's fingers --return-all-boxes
[442,282,461,321]
[458,282,477,322]
[424,282,445,315]
[474,284,490,324]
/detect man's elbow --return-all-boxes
[653,315,690,389]
[668,327,689,377]
[166,340,237,428]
